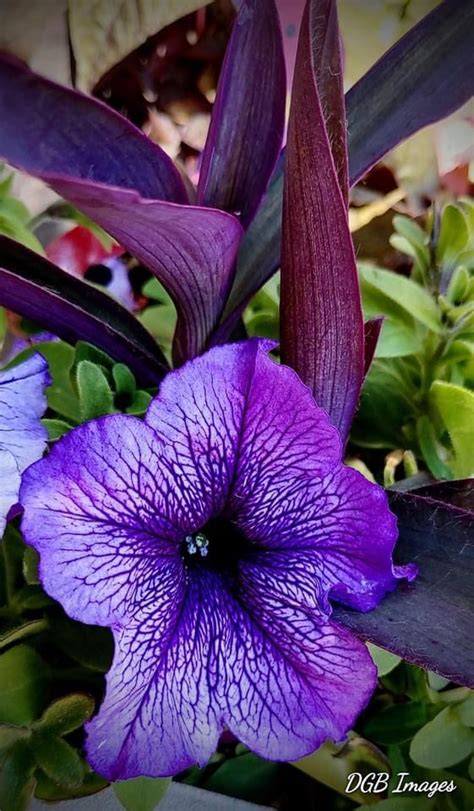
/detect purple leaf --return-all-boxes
[36,178,243,364]
[280,0,364,441]
[347,0,474,186]
[413,479,474,517]
[0,57,243,363]
[197,0,286,228]
[334,490,474,687]
[0,236,167,387]
[225,0,474,323]
[0,54,187,204]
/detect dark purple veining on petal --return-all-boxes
[21,341,406,778]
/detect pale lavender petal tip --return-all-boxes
[20,341,412,778]
[0,353,50,534]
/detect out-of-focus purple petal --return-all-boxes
[0,54,187,203]
[0,237,167,387]
[0,353,50,534]
[197,0,286,228]
[280,0,364,442]
[347,0,474,186]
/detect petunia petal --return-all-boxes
[20,415,188,625]
[236,465,401,612]
[228,346,342,507]
[146,342,339,521]
[87,567,375,778]
[0,449,21,536]
[0,353,50,534]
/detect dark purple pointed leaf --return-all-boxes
[413,479,474,516]
[197,0,286,228]
[364,317,383,377]
[38,177,243,365]
[334,490,474,687]
[226,0,474,322]
[347,0,474,186]
[280,0,363,441]
[0,236,167,387]
[0,53,187,203]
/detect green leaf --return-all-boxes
[34,342,80,422]
[351,359,416,449]
[0,725,29,754]
[126,390,152,416]
[76,360,115,421]
[0,645,48,725]
[416,416,453,480]
[113,363,136,398]
[74,340,114,370]
[113,776,170,811]
[0,740,36,811]
[375,319,421,358]
[357,800,431,811]
[392,215,428,251]
[458,694,474,727]
[142,277,173,304]
[0,619,48,651]
[34,768,108,802]
[437,203,470,267]
[296,737,389,804]
[368,644,401,676]
[34,694,95,737]
[22,545,39,585]
[0,210,44,254]
[410,706,474,768]
[430,381,474,477]
[51,617,114,673]
[363,702,428,745]
[42,418,72,441]
[204,752,279,805]
[359,263,442,333]
[31,733,84,788]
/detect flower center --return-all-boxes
[181,517,251,571]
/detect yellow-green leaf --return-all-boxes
[430,381,474,477]
[69,0,212,92]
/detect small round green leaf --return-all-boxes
[34,694,95,737]
[31,733,84,789]
[409,706,474,768]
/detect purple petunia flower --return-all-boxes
[0,353,50,534]
[20,340,410,779]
